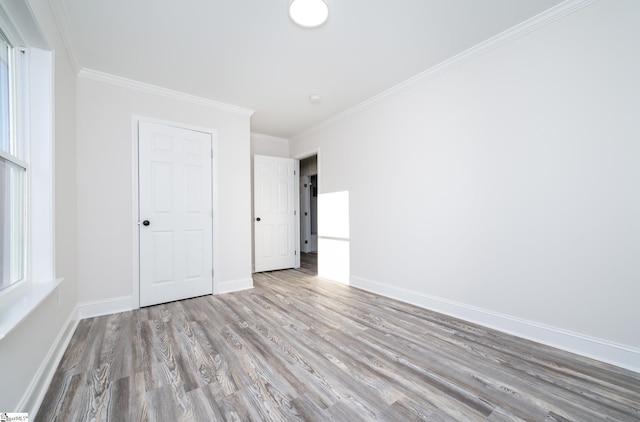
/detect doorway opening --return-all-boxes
[299,154,318,275]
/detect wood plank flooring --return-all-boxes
[37,254,640,421]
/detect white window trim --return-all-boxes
[0,7,58,341]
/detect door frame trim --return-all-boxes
[131,115,219,309]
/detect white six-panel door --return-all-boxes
[254,155,297,272]
[139,121,213,307]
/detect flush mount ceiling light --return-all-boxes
[289,0,329,28]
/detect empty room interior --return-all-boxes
[0,0,639,420]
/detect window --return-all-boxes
[0,30,26,292]
[0,2,55,339]
[1,32,9,149]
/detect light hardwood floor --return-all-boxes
[37,254,639,421]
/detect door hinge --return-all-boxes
[294,210,296,215]
[295,250,297,255]
[211,150,213,158]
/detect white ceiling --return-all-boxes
[58,0,563,138]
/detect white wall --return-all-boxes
[250,132,289,157]
[0,0,78,412]
[76,76,253,305]
[290,0,640,371]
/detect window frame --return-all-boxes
[0,29,29,293]
[0,4,58,340]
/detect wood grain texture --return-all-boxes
[37,254,640,421]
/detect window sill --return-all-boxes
[0,278,62,341]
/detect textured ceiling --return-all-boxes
[58,0,564,138]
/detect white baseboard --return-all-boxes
[351,275,640,374]
[19,306,79,418]
[216,277,253,294]
[78,296,133,319]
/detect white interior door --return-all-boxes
[139,121,213,307]
[254,155,297,272]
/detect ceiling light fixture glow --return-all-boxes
[289,0,329,28]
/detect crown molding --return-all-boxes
[48,0,82,73]
[0,0,48,49]
[78,68,255,116]
[291,0,598,141]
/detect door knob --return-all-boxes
[256,217,261,222]
[142,220,150,226]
